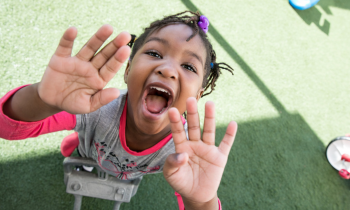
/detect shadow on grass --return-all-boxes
[1,113,350,209]
[293,6,331,35]
[292,0,350,35]
[0,151,177,210]
[217,113,350,209]
[180,0,350,209]
[317,0,350,15]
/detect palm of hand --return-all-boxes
[170,140,227,202]
[164,97,237,203]
[38,25,131,114]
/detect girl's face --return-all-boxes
[125,24,206,135]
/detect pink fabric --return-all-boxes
[218,198,222,210]
[175,192,222,210]
[61,132,79,157]
[175,192,185,210]
[119,98,186,156]
[0,85,76,140]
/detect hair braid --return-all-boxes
[146,11,201,41]
[202,62,234,97]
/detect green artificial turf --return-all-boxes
[1,0,350,209]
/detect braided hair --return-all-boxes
[128,11,234,98]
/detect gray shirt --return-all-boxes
[74,92,188,180]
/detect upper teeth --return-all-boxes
[150,86,170,95]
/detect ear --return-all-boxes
[196,88,204,101]
[124,61,131,84]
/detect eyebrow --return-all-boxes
[185,50,203,67]
[145,37,169,46]
[145,37,204,67]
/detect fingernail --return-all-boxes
[175,153,183,162]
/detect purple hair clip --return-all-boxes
[197,15,209,33]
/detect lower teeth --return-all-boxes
[159,107,165,114]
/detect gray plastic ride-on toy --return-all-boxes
[63,157,142,210]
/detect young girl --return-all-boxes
[0,11,237,210]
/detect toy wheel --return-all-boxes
[325,136,350,171]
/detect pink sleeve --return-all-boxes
[175,192,222,210]
[0,85,76,140]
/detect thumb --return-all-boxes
[163,153,188,178]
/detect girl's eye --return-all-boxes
[146,51,162,59]
[182,64,197,73]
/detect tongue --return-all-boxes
[146,95,167,113]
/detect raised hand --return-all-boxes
[38,25,131,114]
[163,97,237,209]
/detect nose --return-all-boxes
[156,62,178,80]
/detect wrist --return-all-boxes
[34,83,64,118]
[35,83,62,113]
[182,195,219,210]
[3,83,62,121]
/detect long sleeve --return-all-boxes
[0,85,76,140]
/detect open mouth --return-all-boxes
[144,86,173,115]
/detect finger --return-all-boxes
[99,45,131,83]
[55,27,77,57]
[186,97,201,141]
[168,107,188,147]
[76,24,113,61]
[89,88,120,112]
[218,121,237,156]
[91,31,131,70]
[202,101,216,145]
[163,153,189,179]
